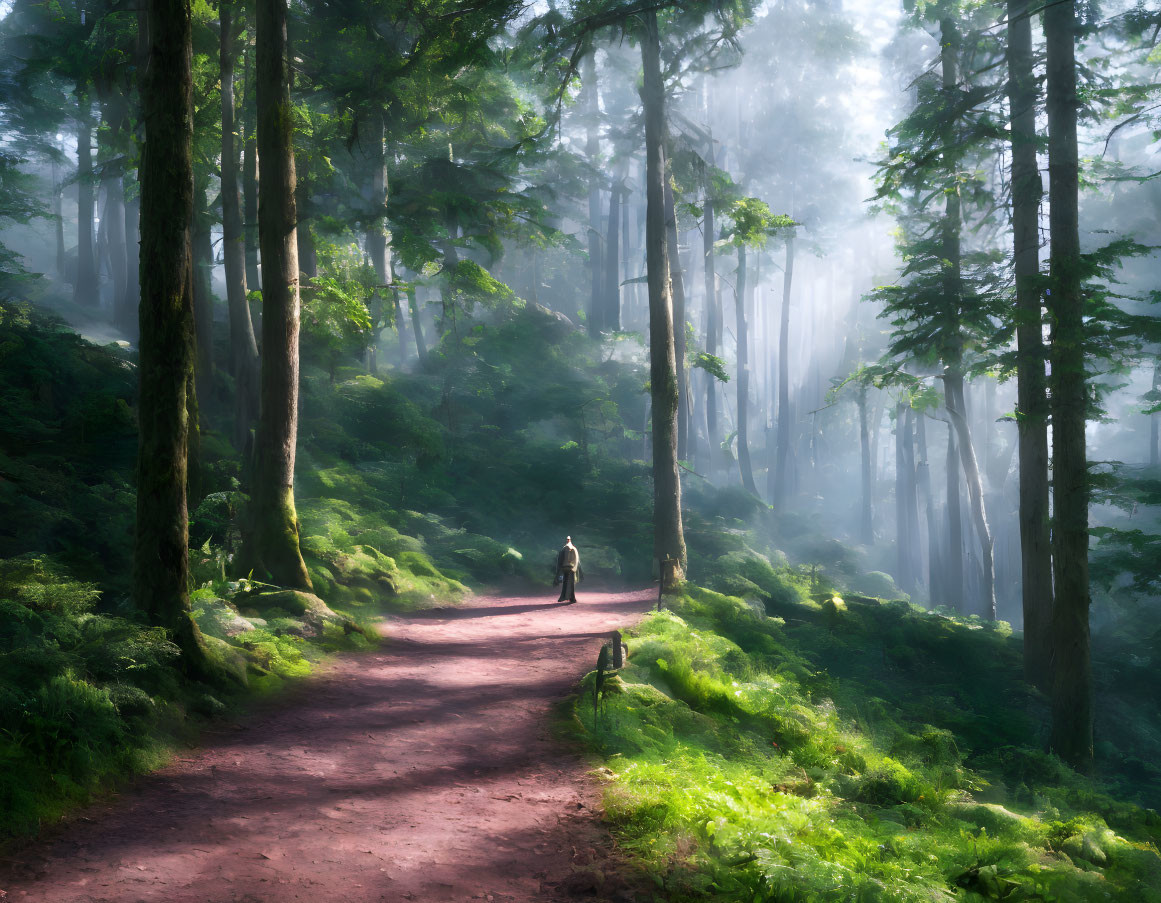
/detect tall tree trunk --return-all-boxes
[940,17,966,614]
[584,52,603,337]
[244,0,312,590]
[124,188,141,340]
[916,411,939,600]
[408,284,427,364]
[641,9,686,573]
[1151,360,1160,471]
[664,178,690,463]
[895,400,910,591]
[53,157,66,278]
[945,412,964,611]
[221,0,261,448]
[703,142,719,476]
[366,109,389,288]
[297,154,316,280]
[192,219,215,409]
[735,245,757,494]
[1008,0,1053,689]
[858,382,873,543]
[604,172,622,332]
[242,40,261,292]
[774,234,795,508]
[103,159,128,328]
[1045,0,1092,771]
[74,86,98,308]
[135,0,212,673]
[947,377,995,618]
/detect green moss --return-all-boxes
[569,586,1161,902]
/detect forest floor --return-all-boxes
[0,586,655,903]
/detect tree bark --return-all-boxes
[584,52,603,337]
[641,10,686,573]
[1045,0,1092,771]
[664,177,690,463]
[408,284,427,364]
[945,411,964,611]
[74,85,98,308]
[221,0,261,449]
[735,245,757,494]
[604,171,622,332]
[1008,0,1054,689]
[774,234,795,508]
[242,40,261,293]
[858,382,873,543]
[244,0,312,590]
[916,410,939,599]
[192,219,215,411]
[103,162,128,329]
[947,376,996,618]
[366,109,389,288]
[1151,361,1159,471]
[135,0,212,673]
[702,137,719,476]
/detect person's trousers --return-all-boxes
[558,569,576,603]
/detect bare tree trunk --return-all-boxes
[584,52,603,336]
[703,133,719,477]
[1045,0,1092,771]
[774,234,795,508]
[408,284,427,364]
[641,9,686,573]
[1152,360,1160,471]
[945,410,964,611]
[243,0,312,590]
[858,382,873,543]
[735,245,757,494]
[664,177,690,463]
[947,378,995,618]
[135,0,212,674]
[192,219,215,409]
[74,86,98,308]
[916,411,939,599]
[1008,0,1054,689]
[242,40,261,293]
[604,171,622,332]
[221,0,260,448]
[103,161,128,328]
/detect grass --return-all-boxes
[571,585,1161,902]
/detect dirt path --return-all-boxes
[0,587,655,903]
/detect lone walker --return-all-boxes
[556,536,581,604]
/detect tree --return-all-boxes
[1044,0,1092,771]
[243,0,312,589]
[220,0,261,448]
[640,8,686,572]
[1006,0,1052,690]
[134,0,212,672]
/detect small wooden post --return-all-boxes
[612,630,623,668]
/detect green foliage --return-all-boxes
[571,585,1161,902]
[692,351,730,383]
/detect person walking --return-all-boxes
[555,536,581,604]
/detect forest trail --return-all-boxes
[0,587,655,903]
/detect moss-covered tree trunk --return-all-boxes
[134,0,211,673]
[1007,0,1053,690]
[220,0,261,449]
[1045,0,1092,771]
[641,9,686,573]
[243,0,312,590]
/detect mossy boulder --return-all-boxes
[849,570,902,599]
[250,590,351,638]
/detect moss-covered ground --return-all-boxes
[571,579,1161,901]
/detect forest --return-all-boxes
[0,0,1160,900]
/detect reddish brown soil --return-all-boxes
[0,587,655,903]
